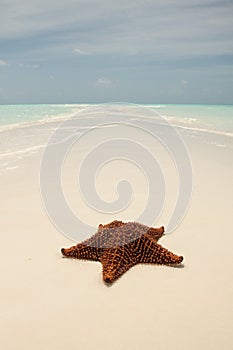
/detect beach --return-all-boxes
[0,104,233,349]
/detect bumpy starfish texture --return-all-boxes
[61,220,183,284]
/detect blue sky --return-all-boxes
[0,0,233,104]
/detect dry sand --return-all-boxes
[0,134,233,350]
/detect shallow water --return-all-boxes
[0,103,232,175]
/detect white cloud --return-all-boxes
[0,59,8,66]
[0,0,233,60]
[181,80,188,85]
[95,78,114,87]
[73,48,90,55]
[18,63,40,69]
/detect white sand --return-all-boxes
[0,133,233,350]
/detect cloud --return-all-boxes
[0,0,233,104]
[95,78,114,87]
[18,63,40,69]
[1,0,233,61]
[73,48,91,55]
[0,59,9,66]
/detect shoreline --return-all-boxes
[0,111,232,180]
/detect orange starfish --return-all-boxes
[61,220,183,284]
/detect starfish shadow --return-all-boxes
[170,262,185,269]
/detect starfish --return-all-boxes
[61,220,183,284]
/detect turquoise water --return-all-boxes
[0,103,232,174]
[147,104,233,135]
[0,104,85,129]
[0,104,232,135]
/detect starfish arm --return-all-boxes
[138,238,183,265]
[100,246,136,283]
[61,243,100,261]
[98,220,125,232]
[147,226,165,242]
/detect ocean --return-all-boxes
[0,103,232,175]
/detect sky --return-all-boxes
[0,0,233,104]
